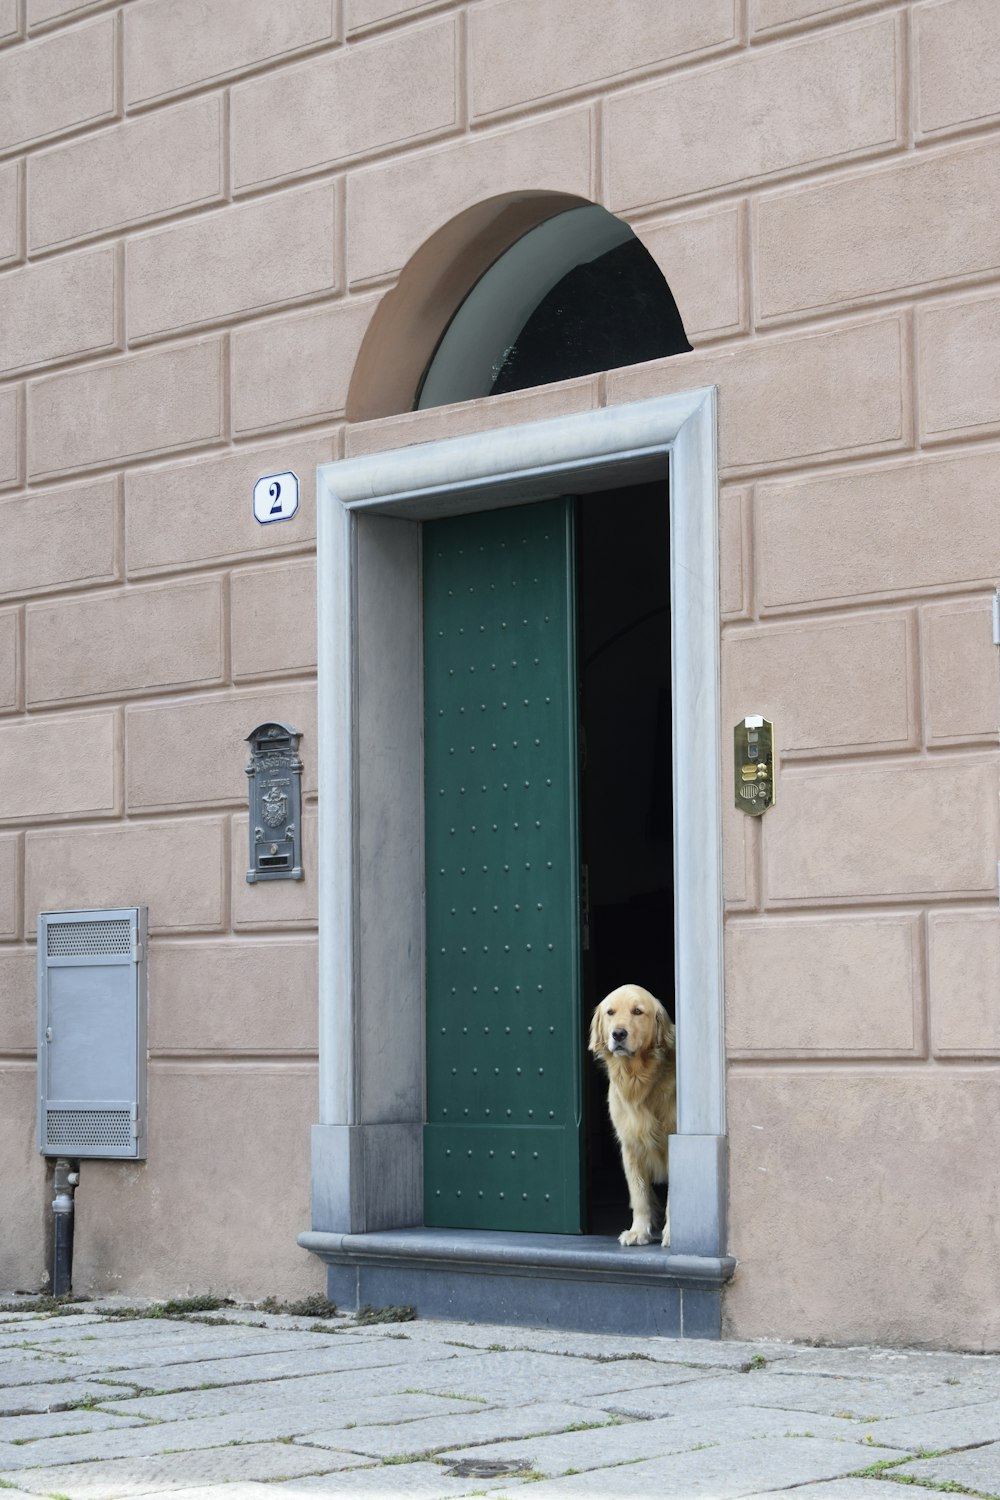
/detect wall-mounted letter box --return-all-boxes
[246,722,304,882]
[37,907,148,1160]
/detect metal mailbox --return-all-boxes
[37,907,148,1160]
[245,721,304,882]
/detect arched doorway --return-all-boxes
[303,200,730,1335]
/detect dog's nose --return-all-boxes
[611,1027,628,1044]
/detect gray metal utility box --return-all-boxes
[37,907,148,1160]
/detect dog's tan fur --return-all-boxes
[588,983,677,1247]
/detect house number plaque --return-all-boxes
[246,722,304,882]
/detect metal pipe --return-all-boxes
[51,1159,79,1297]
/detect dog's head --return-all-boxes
[588,983,675,1062]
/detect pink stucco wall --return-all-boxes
[0,0,998,1343]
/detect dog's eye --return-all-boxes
[631,1007,642,1015]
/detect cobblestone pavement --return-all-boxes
[1,1294,999,1500]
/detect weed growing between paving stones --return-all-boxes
[741,1352,768,1371]
[559,1419,626,1434]
[405,1389,488,1404]
[589,1352,655,1365]
[847,1452,1000,1496]
[258,1293,340,1319]
[0,1296,88,1315]
[185,1314,267,1328]
[870,1482,999,1498]
[354,1304,416,1325]
[100,1295,234,1320]
[10,1433,70,1446]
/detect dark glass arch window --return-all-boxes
[415,204,691,411]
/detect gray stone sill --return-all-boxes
[298,1228,736,1287]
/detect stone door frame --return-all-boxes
[310,387,728,1259]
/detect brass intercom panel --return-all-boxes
[734,716,775,816]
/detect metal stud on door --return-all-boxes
[423,497,583,1233]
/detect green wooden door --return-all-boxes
[423,497,583,1233]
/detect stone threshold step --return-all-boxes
[299,1228,737,1339]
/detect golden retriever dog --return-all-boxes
[588,983,676,1247]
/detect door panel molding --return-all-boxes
[314,389,726,1253]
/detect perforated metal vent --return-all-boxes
[47,919,132,958]
[45,1109,133,1153]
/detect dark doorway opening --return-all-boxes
[576,481,674,1235]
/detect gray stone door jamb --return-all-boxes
[310,388,727,1260]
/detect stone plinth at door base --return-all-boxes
[298,1228,736,1338]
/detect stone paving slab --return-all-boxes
[0,1440,371,1498]
[0,1396,507,1472]
[96,1338,459,1393]
[486,1435,904,1499]
[441,1408,906,1480]
[573,1366,1000,1420]
[7,1321,317,1350]
[743,1483,930,1500]
[894,1442,1000,1495]
[124,1390,478,1436]
[409,1348,703,1403]
[0,1316,111,1341]
[0,1357,108,1388]
[295,1400,615,1460]
[125,1470,509,1500]
[34,1321,345,1346]
[856,1396,1000,1452]
[285,1462,512,1497]
[107,1490,283,1500]
[0,1378,141,1416]
[0,1407,147,1444]
[578,1398,875,1446]
[91,1365,448,1423]
[32,1332,340,1373]
[754,1344,1000,1380]
[357,1319,810,1373]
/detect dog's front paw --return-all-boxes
[619,1226,652,1247]
[661,1224,671,1248]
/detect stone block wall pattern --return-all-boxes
[28,96,226,254]
[0,0,17,44]
[0,610,17,713]
[0,160,20,264]
[0,19,116,154]
[0,0,995,1344]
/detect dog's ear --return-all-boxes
[587,1005,603,1054]
[656,1005,676,1052]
